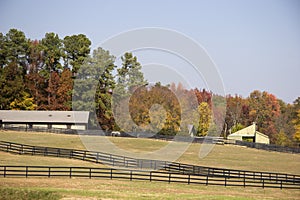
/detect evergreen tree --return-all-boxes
[63,34,91,74]
[0,62,25,109]
[73,47,116,129]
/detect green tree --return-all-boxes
[73,47,116,129]
[231,123,245,133]
[3,29,29,73]
[275,129,291,147]
[116,52,147,96]
[0,62,25,109]
[41,32,63,74]
[63,34,91,74]
[197,102,212,136]
[0,32,6,68]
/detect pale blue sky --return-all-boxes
[1,0,299,103]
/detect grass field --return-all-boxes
[0,130,299,174]
[0,130,299,199]
[1,177,300,200]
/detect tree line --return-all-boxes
[0,29,299,146]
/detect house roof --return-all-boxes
[0,110,89,124]
[231,124,256,137]
[228,123,269,139]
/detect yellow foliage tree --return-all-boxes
[10,91,37,110]
[293,109,300,143]
[197,102,212,136]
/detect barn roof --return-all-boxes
[228,123,269,139]
[0,110,89,124]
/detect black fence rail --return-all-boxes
[233,140,300,154]
[0,141,299,187]
[3,126,300,154]
[1,126,78,134]
[0,166,299,189]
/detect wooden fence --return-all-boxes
[3,126,300,154]
[0,141,299,189]
[233,140,300,154]
[0,166,299,189]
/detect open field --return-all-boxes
[1,177,300,200]
[0,130,299,174]
[0,130,299,199]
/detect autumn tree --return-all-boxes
[26,40,48,108]
[57,68,73,110]
[293,109,300,143]
[10,91,37,110]
[197,102,212,136]
[224,95,247,136]
[248,90,280,143]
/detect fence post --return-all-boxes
[89,168,92,179]
[83,151,86,160]
[70,167,72,178]
[96,152,99,163]
[26,166,28,178]
[243,177,246,187]
[69,150,73,159]
[149,171,152,182]
[48,167,51,178]
[206,176,208,185]
[4,166,6,177]
[110,169,113,179]
[188,174,190,185]
[280,180,282,190]
[293,175,295,184]
[225,177,227,187]
[130,170,133,181]
[262,179,264,188]
[21,144,24,154]
[168,173,171,183]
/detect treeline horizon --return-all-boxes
[0,28,299,147]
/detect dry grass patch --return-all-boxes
[0,130,299,174]
[0,178,300,200]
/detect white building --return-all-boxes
[227,123,270,144]
[0,110,89,130]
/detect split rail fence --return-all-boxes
[0,166,299,189]
[0,141,299,189]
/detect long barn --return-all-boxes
[0,110,89,130]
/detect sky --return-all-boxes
[1,0,300,103]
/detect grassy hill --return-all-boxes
[0,130,299,199]
[0,130,299,174]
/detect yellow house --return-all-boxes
[227,123,270,144]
